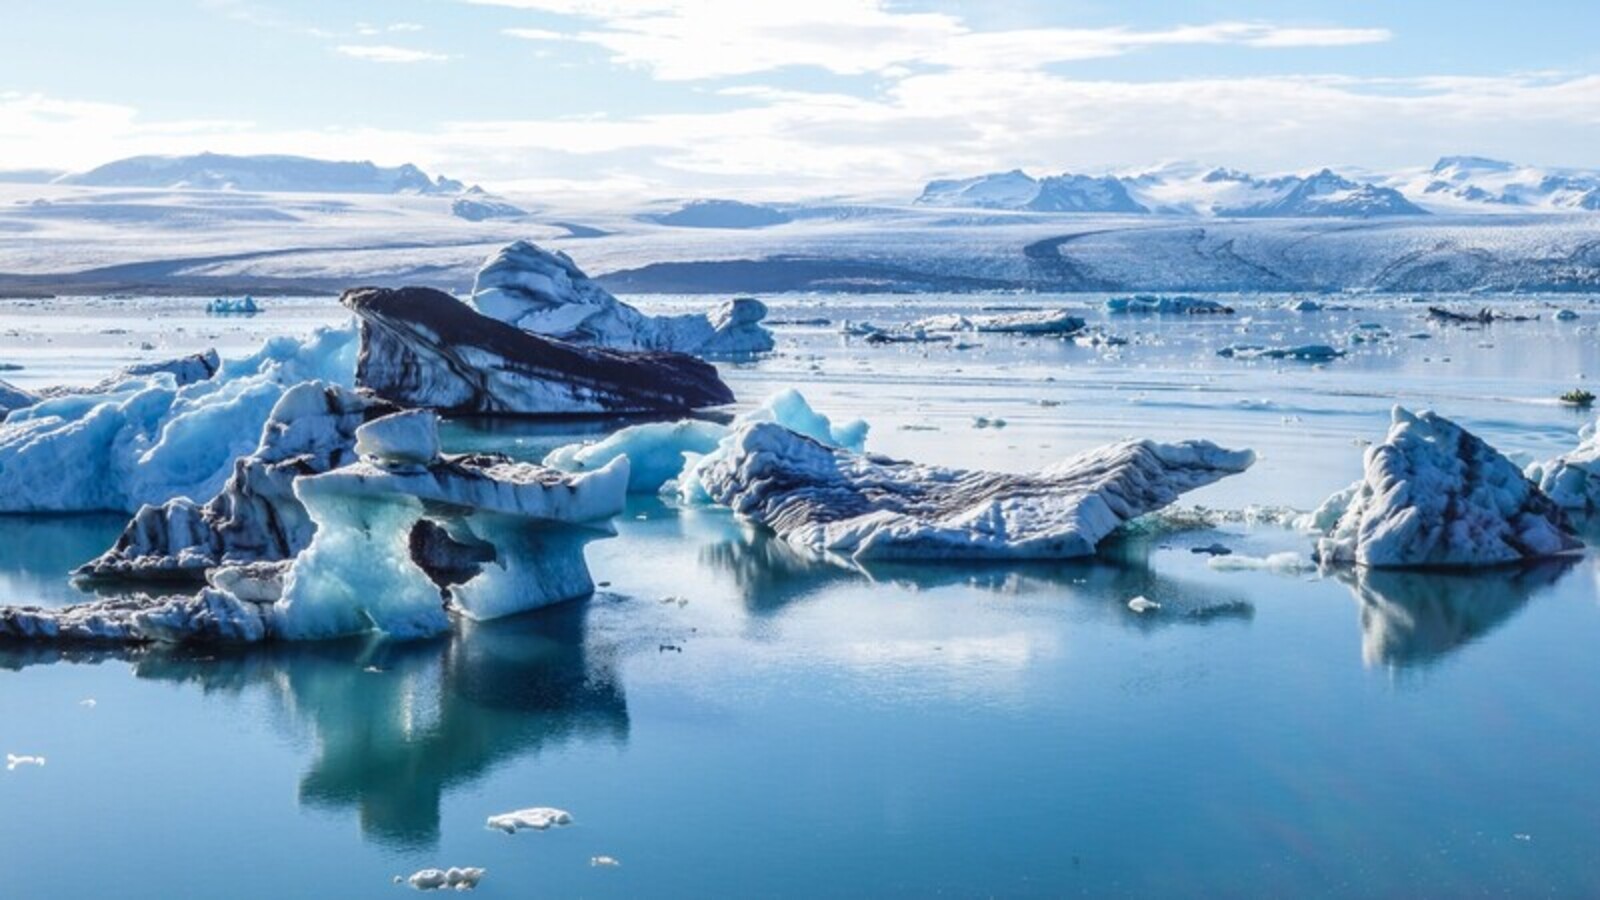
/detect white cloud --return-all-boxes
[502,27,568,41]
[335,44,450,63]
[481,1,1392,80]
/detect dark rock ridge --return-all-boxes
[343,286,735,416]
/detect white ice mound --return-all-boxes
[273,412,630,640]
[486,807,572,833]
[1315,407,1581,568]
[406,867,484,892]
[471,241,774,355]
[1217,344,1345,362]
[76,382,377,580]
[544,389,869,495]
[0,325,356,513]
[1529,420,1600,511]
[694,423,1254,560]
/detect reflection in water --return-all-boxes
[0,602,628,849]
[0,513,129,607]
[692,510,1254,625]
[1337,560,1577,668]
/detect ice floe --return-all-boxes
[1314,407,1581,568]
[908,310,1085,335]
[471,241,773,354]
[344,286,736,416]
[6,753,45,770]
[486,807,573,833]
[693,423,1254,560]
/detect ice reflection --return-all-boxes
[0,602,627,849]
[1336,560,1578,668]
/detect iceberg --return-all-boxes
[470,241,774,354]
[908,310,1085,335]
[344,286,735,416]
[75,382,379,581]
[0,378,38,414]
[272,411,630,640]
[692,423,1254,560]
[1315,407,1581,568]
[205,296,260,315]
[0,326,356,513]
[486,807,572,833]
[405,868,485,892]
[1106,295,1234,315]
[0,587,272,644]
[544,389,868,495]
[1528,420,1600,512]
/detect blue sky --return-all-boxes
[1,0,1595,198]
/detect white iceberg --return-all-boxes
[405,868,484,892]
[0,325,356,513]
[693,423,1254,560]
[1528,419,1600,512]
[471,241,773,355]
[908,310,1085,335]
[1216,344,1345,361]
[1315,407,1581,568]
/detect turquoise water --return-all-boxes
[3,294,1600,896]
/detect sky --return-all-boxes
[0,0,1596,200]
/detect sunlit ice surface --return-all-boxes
[2,291,1599,897]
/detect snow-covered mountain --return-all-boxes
[1388,157,1600,212]
[916,170,1145,213]
[55,153,469,194]
[916,165,1425,217]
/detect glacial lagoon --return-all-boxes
[3,293,1600,897]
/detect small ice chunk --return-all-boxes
[405,867,485,891]
[486,807,573,833]
[1127,596,1161,613]
[591,856,621,868]
[6,753,46,770]
[1207,552,1315,573]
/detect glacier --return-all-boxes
[1314,407,1581,568]
[470,241,773,354]
[691,423,1254,560]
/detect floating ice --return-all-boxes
[0,378,37,414]
[909,310,1085,335]
[6,754,45,770]
[1529,420,1600,511]
[694,423,1254,560]
[355,409,439,469]
[405,868,484,891]
[1556,309,1580,322]
[591,856,621,868]
[471,241,773,354]
[545,389,868,495]
[0,325,356,513]
[1207,552,1315,573]
[1315,407,1581,568]
[1126,596,1160,613]
[76,382,377,581]
[1106,295,1233,315]
[1217,344,1345,362]
[486,807,573,833]
[344,286,735,416]
[273,412,629,639]
[205,296,260,315]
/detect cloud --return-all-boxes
[335,44,450,63]
[481,1,1392,80]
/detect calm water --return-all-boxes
[2,293,1600,897]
